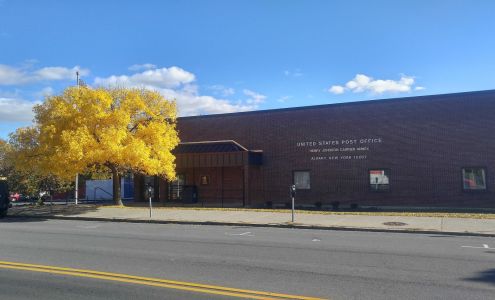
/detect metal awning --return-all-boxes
[174,140,262,168]
[173,140,248,154]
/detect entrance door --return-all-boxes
[168,174,185,201]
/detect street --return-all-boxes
[0,218,494,299]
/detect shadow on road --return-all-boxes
[0,216,49,223]
[465,269,495,286]
[3,204,100,222]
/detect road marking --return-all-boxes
[0,260,325,300]
[238,231,252,236]
[76,225,101,229]
[226,231,254,236]
[461,244,494,249]
[312,239,321,242]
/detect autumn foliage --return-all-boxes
[10,86,179,205]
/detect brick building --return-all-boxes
[136,90,495,208]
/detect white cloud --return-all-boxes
[158,87,257,116]
[0,65,26,85]
[208,85,235,97]
[243,89,266,104]
[0,64,89,85]
[94,66,195,89]
[222,87,235,96]
[284,69,303,77]
[34,66,89,81]
[94,67,264,116]
[415,86,425,91]
[329,74,421,95]
[128,63,157,71]
[34,87,54,100]
[277,95,292,103]
[329,85,345,94]
[0,97,39,122]
[20,59,39,69]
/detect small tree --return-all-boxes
[0,139,10,176]
[10,86,179,205]
[2,138,72,199]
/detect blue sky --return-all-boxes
[1,0,495,138]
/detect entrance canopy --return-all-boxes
[135,141,262,205]
[173,140,262,168]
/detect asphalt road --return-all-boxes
[0,268,230,300]
[0,218,494,299]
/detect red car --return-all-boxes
[10,193,20,202]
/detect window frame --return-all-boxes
[461,167,487,192]
[292,170,311,190]
[200,175,209,185]
[368,168,391,192]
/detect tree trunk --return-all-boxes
[111,167,123,206]
[133,173,146,202]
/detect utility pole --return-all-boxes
[74,71,80,205]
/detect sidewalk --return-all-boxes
[7,204,495,236]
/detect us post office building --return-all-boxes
[133,90,495,209]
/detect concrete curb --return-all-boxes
[6,214,495,238]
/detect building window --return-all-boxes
[369,169,390,191]
[293,171,310,189]
[200,175,209,185]
[462,168,486,191]
[172,174,185,186]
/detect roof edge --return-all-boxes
[178,140,248,151]
[178,89,495,120]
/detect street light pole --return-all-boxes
[75,71,80,205]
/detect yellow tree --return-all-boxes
[5,135,73,199]
[0,139,9,174]
[11,86,179,205]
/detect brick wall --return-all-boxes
[177,90,495,208]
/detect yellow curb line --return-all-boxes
[0,260,326,300]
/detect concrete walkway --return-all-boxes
[7,204,495,236]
